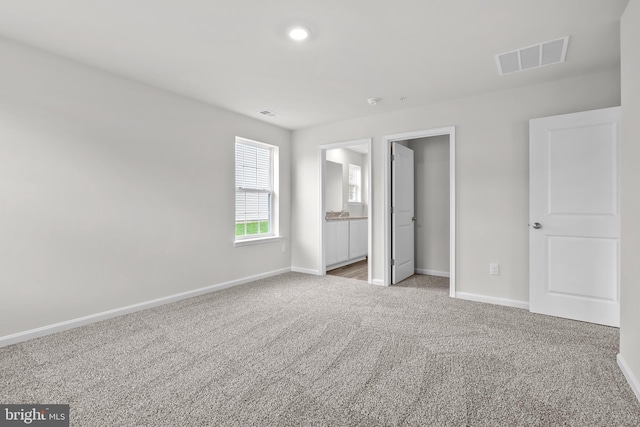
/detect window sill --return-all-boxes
[234,235,283,247]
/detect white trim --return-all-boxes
[456,292,529,310]
[371,279,386,286]
[319,147,326,276]
[0,267,290,348]
[450,127,456,298]
[367,138,373,285]
[415,269,450,277]
[319,138,373,284]
[291,267,322,275]
[234,235,283,247]
[384,126,456,298]
[617,353,640,403]
[320,138,371,150]
[235,136,274,150]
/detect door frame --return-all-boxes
[383,126,456,297]
[319,138,373,284]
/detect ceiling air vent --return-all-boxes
[258,110,279,118]
[495,36,569,76]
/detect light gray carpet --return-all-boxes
[1,273,639,426]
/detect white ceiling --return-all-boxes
[0,0,629,130]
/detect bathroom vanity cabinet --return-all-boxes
[325,218,367,268]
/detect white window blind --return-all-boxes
[235,139,274,239]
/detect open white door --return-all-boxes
[391,143,415,284]
[530,107,620,327]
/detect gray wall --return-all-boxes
[0,38,291,337]
[292,69,621,300]
[408,136,450,275]
[620,0,640,396]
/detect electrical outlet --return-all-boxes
[490,263,500,275]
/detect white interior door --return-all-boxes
[530,107,620,327]
[392,143,415,284]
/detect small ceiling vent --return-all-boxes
[258,110,279,118]
[495,36,569,76]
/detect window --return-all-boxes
[348,164,361,203]
[235,138,278,241]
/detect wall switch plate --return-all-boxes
[490,263,500,275]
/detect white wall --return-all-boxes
[620,0,640,398]
[292,69,620,300]
[0,38,291,338]
[409,136,450,275]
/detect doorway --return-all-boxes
[383,127,456,296]
[319,138,373,284]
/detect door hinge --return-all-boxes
[390,207,395,214]
[391,259,395,266]
[391,154,395,161]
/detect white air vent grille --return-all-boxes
[259,110,279,118]
[260,110,280,118]
[496,36,569,76]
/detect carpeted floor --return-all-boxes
[1,273,639,426]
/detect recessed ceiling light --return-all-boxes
[289,27,309,41]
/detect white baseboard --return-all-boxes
[0,267,291,348]
[291,267,321,275]
[455,291,529,310]
[617,353,640,403]
[371,279,386,286]
[415,269,450,277]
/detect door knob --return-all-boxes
[532,222,542,229]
